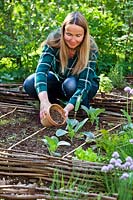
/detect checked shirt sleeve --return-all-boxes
[35,45,55,94]
[69,38,99,106]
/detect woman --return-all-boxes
[23,11,99,120]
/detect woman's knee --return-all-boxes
[62,76,77,98]
[23,73,38,98]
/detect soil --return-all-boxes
[0,105,121,157]
[50,108,65,124]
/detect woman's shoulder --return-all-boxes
[42,44,59,54]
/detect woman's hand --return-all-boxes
[38,91,51,120]
[40,101,51,120]
[64,103,74,118]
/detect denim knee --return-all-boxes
[23,73,38,98]
[62,76,77,99]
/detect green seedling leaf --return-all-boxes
[74,118,88,132]
[100,129,109,134]
[75,94,82,112]
[68,129,76,142]
[58,141,71,146]
[81,131,95,139]
[81,105,105,125]
[42,138,48,145]
[42,136,59,153]
[56,129,68,137]
[52,152,61,157]
[123,123,133,130]
[66,118,79,130]
[81,105,90,114]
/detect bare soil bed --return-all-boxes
[0,84,132,157]
[0,106,116,157]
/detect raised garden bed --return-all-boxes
[0,83,132,199]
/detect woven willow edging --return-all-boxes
[0,148,118,199]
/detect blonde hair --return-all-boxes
[46,12,90,75]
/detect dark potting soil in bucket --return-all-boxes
[50,109,64,124]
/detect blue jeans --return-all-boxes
[23,72,99,108]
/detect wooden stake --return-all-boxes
[8,127,46,150]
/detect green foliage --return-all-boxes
[74,147,99,162]
[121,109,132,125]
[118,172,133,200]
[74,94,82,118]
[108,63,127,89]
[42,136,70,156]
[97,128,133,160]
[81,106,105,129]
[50,170,92,199]
[56,118,88,142]
[99,74,113,93]
[0,0,133,82]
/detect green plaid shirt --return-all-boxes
[35,37,99,106]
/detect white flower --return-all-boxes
[120,172,129,180]
[126,156,133,163]
[130,89,133,95]
[107,164,114,171]
[129,165,133,170]
[112,151,120,159]
[110,158,116,165]
[129,139,133,144]
[124,86,131,93]
[101,165,109,173]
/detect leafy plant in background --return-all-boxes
[56,118,88,142]
[1,1,133,82]
[108,63,127,89]
[0,73,14,82]
[42,136,70,156]
[99,74,113,97]
[81,106,105,129]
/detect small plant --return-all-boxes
[99,74,113,97]
[97,127,133,162]
[74,147,100,162]
[108,63,127,89]
[81,105,105,129]
[1,73,14,82]
[42,136,70,156]
[56,118,88,142]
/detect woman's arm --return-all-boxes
[38,91,51,119]
[35,45,55,119]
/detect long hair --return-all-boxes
[46,12,90,75]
